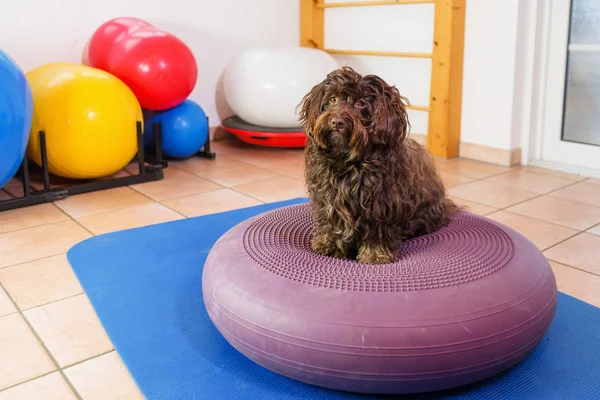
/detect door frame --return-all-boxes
[526,0,600,177]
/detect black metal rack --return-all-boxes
[0,118,215,212]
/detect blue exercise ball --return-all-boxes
[0,50,33,188]
[144,99,209,158]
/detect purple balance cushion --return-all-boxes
[202,204,557,395]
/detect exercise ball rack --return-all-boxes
[0,120,216,212]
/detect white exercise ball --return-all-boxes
[224,47,338,128]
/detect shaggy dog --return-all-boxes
[298,66,459,264]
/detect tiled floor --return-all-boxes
[1,137,600,398]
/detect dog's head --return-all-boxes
[297,66,410,160]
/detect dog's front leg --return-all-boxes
[311,224,337,257]
[311,224,351,259]
[357,241,399,265]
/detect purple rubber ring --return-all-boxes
[202,204,558,394]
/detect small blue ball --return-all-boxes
[144,100,209,158]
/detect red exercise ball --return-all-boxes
[88,17,198,110]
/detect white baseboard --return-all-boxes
[528,159,600,179]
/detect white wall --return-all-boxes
[0,0,299,126]
[460,0,521,151]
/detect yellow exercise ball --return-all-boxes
[26,62,142,179]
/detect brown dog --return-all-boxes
[297,66,459,264]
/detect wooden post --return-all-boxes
[300,0,325,49]
[427,0,466,159]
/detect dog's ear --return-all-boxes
[297,80,327,137]
[348,118,369,161]
[364,76,410,147]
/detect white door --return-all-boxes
[538,0,600,174]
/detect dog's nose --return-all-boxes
[329,117,344,131]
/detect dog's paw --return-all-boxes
[311,235,350,259]
[311,235,336,257]
[357,244,398,265]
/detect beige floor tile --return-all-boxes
[588,224,600,236]
[549,182,600,207]
[24,295,113,367]
[260,151,304,166]
[550,261,600,308]
[163,188,262,218]
[77,202,184,235]
[507,196,600,230]
[53,187,151,219]
[0,314,55,390]
[448,181,538,209]
[486,211,578,250]
[64,352,143,400]
[256,156,305,179]
[517,165,587,181]
[0,221,91,269]
[169,154,252,175]
[195,164,281,188]
[0,372,76,400]
[0,286,16,317]
[233,176,307,203]
[208,139,239,153]
[544,233,600,275]
[451,197,497,216]
[0,204,69,234]
[275,163,306,181]
[439,171,475,188]
[587,178,600,186]
[0,255,83,310]
[129,167,222,202]
[437,159,511,179]
[485,170,573,194]
[229,148,302,169]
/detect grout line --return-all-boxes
[0,252,69,271]
[153,201,190,220]
[61,349,116,370]
[229,189,268,205]
[105,185,189,221]
[19,292,85,313]
[71,220,95,237]
[544,180,588,195]
[541,231,585,253]
[0,369,58,393]
[0,282,83,400]
[483,175,582,195]
[489,208,587,232]
[547,260,600,279]
[587,221,600,233]
[0,216,72,236]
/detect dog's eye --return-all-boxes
[328,97,338,105]
[355,100,367,108]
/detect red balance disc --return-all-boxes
[221,116,306,148]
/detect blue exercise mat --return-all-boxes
[67,198,600,400]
